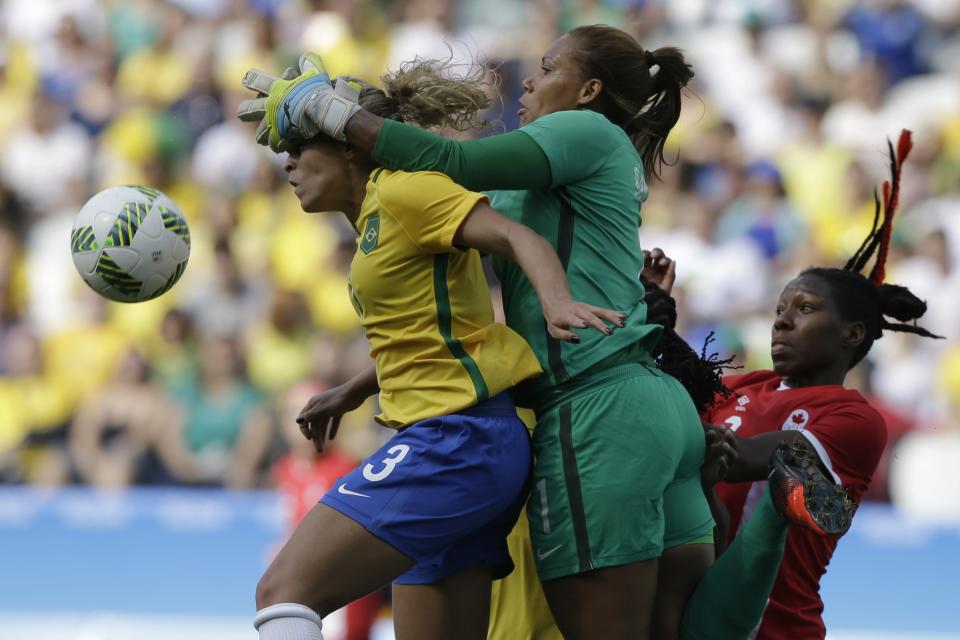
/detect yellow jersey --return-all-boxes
[349,168,542,428]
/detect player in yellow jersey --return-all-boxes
[248,64,625,640]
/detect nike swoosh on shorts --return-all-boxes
[337,484,371,499]
[537,544,562,561]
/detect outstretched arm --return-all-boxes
[237,60,551,190]
[345,111,552,191]
[724,430,807,483]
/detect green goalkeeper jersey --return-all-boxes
[372,109,661,404]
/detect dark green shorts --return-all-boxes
[527,362,714,580]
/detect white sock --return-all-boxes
[254,603,324,640]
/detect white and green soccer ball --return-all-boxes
[70,185,191,303]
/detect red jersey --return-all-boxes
[705,370,887,640]
[273,450,358,528]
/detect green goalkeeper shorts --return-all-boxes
[527,360,714,581]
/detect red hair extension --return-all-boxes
[897,129,913,166]
[870,129,913,284]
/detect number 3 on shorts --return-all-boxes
[362,444,411,482]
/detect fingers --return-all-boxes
[312,419,329,453]
[643,247,674,276]
[646,247,670,268]
[236,97,267,122]
[299,53,331,80]
[575,309,613,335]
[570,304,627,335]
[716,456,729,480]
[254,120,269,146]
[241,69,277,95]
[546,302,629,343]
[587,305,627,328]
[328,415,342,442]
[296,395,321,425]
[704,428,719,446]
[660,259,676,293]
[722,441,738,464]
[547,324,581,343]
[306,418,328,453]
[299,415,338,453]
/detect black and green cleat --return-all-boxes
[768,441,854,537]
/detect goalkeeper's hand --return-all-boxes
[236,53,361,152]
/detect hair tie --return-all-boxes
[644,50,657,68]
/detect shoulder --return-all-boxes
[374,169,466,210]
[790,388,888,463]
[519,110,627,146]
[805,387,883,418]
[525,109,613,129]
[723,370,780,392]
[375,168,451,195]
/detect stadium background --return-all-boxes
[0,0,958,638]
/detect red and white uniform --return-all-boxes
[705,370,887,640]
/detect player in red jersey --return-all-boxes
[664,130,942,639]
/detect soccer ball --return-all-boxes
[70,185,191,303]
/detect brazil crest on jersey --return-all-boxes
[349,169,543,428]
[490,110,661,406]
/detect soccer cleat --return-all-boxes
[768,441,854,536]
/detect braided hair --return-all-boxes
[646,129,941,410]
[653,328,736,414]
[801,129,941,369]
[642,276,735,414]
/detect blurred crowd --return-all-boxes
[0,0,958,516]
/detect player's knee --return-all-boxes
[256,567,339,617]
[256,567,308,611]
[255,571,281,611]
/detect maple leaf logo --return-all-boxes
[781,408,809,432]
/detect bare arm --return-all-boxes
[454,202,625,342]
[297,363,378,453]
[724,430,806,483]
[342,362,379,400]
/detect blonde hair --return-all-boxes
[336,56,491,132]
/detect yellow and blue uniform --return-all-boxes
[346,168,542,428]
[320,168,541,584]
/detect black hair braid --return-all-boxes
[878,282,927,322]
[641,276,735,413]
[807,130,942,369]
[845,189,883,273]
[652,330,737,414]
[878,283,942,340]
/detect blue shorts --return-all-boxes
[320,392,532,585]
